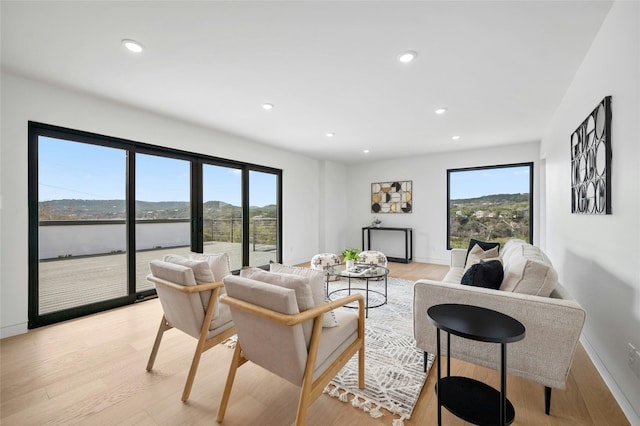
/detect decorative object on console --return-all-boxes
[371,216,382,227]
[371,180,412,213]
[571,96,612,214]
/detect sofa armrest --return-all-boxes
[413,279,585,389]
[450,249,467,269]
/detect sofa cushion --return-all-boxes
[461,259,504,289]
[500,245,558,296]
[500,239,528,264]
[466,239,500,261]
[465,243,500,270]
[270,263,338,327]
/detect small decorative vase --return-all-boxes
[346,259,355,269]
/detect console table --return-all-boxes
[361,226,413,263]
[427,304,526,425]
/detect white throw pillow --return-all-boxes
[270,263,338,327]
[464,244,500,271]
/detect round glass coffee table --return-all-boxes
[326,263,388,318]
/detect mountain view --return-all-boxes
[39,199,278,246]
[449,193,530,248]
[38,199,276,221]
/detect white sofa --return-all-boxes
[413,239,586,415]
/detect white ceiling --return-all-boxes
[1,1,613,164]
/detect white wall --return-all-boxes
[319,160,349,254]
[344,142,540,264]
[0,72,325,337]
[541,1,640,421]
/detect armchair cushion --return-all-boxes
[148,260,205,339]
[223,275,309,384]
[190,252,231,286]
[239,268,314,343]
[270,263,339,327]
[163,254,216,317]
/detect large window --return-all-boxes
[447,163,533,249]
[29,122,282,328]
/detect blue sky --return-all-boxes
[38,137,276,206]
[449,166,530,199]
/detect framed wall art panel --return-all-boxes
[570,96,612,214]
[371,180,412,213]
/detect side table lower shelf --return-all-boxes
[436,376,515,426]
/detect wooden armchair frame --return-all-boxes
[216,293,365,426]
[146,276,236,402]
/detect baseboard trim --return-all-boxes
[1,322,28,339]
[580,335,640,425]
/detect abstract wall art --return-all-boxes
[371,180,412,213]
[570,96,612,214]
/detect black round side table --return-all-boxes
[427,303,525,426]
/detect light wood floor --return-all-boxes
[0,262,629,425]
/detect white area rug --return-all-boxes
[323,277,434,425]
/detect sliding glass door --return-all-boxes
[249,170,279,266]
[202,164,243,271]
[29,122,282,328]
[35,136,129,316]
[135,153,192,293]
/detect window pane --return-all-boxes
[249,171,278,267]
[203,164,243,271]
[135,154,191,292]
[38,137,127,314]
[448,164,532,249]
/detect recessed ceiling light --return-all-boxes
[452,135,461,140]
[398,50,417,63]
[363,149,370,154]
[326,132,335,138]
[435,107,448,115]
[262,103,274,110]
[122,39,144,53]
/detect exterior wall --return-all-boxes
[0,72,324,337]
[540,1,640,421]
[38,222,190,259]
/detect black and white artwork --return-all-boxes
[571,96,611,214]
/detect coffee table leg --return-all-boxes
[365,278,369,318]
[325,274,329,299]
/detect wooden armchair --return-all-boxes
[216,274,365,426]
[146,259,235,402]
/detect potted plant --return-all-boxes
[342,247,360,270]
[371,217,382,228]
